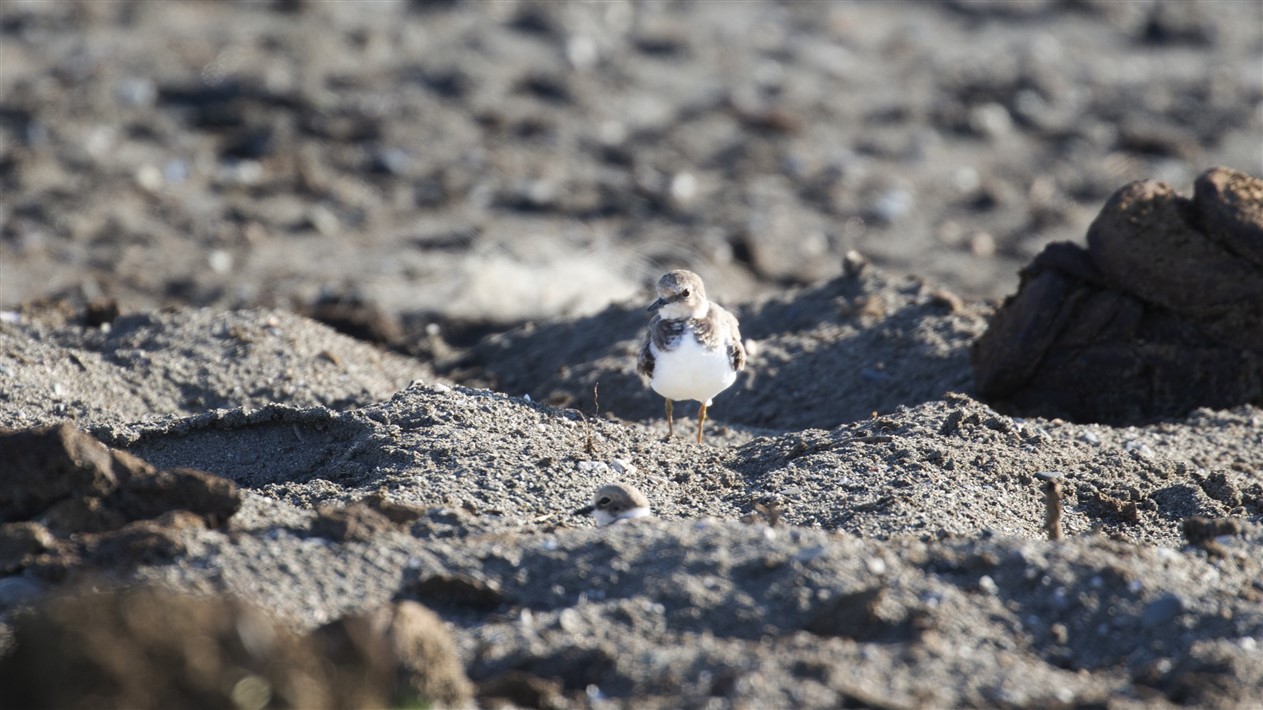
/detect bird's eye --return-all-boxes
[679,289,690,299]
[597,496,611,507]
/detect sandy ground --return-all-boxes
[2,0,1262,708]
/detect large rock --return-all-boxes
[973,167,1263,423]
[0,423,118,523]
[0,424,241,576]
[311,601,475,708]
[1,582,474,709]
[0,586,323,709]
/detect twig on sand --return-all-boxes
[1035,471,1064,541]
[569,383,600,456]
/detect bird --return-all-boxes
[636,269,746,444]
[575,483,653,526]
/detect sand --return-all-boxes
[1,1,1261,707]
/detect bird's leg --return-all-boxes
[664,399,674,440]
[697,402,708,444]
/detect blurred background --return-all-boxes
[1,0,1260,341]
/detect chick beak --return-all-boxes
[574,504,595,516]
[646,297,666,312]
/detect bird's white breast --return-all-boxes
[650,333,737,405]
[595,505,652,527]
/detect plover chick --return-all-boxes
[576,483,652,526]
[637,270,746,444]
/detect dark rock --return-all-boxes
[0,584,335,710]
[308,611,398,708]
[1194,167,1263,268]
[516,73,571,104]
[40,494,128,536]
[310,601,474,707]
[479,671,568,710]
[305,290,405,347]
[81,512,207,567]
[1086,178,1263,340]
[0,423,118,522]
[0,423,239,532]
[362,492,428,524]
[0,424,240,577]
[82,297,120,328]
[1182,516,1243,546]
[1139,642,1261,706]
[973,168,1263,424]
[1139,1,1217,46]
[507,5,559,36]
[310,502,397,542]
[383,601,476,706]
[111,460,241,528]
[0,576,44,608]
[1140,593,1184,629]
[0,522,57,574]
[5,587,471,709]
[402,572,506,611]
[804,586,924,642]
[1197,470,1243,508]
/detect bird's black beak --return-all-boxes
[574,504,594,516]
[646,297,666,312]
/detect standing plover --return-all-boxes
[637,270,746,444]
[576,483,653,526]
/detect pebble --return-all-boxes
[208,249,233,274]
[871,187,913,224]
[0,576,44,607]
[610,459,636,475]
[969,102,1013,138]
[952,166,980,193]
[370,146,411,176]
[135,164,164,192]
[577,460,610,475]
[164,160,189,185]
[970,231,996,258]
[24,121,48,147]
[794,545,826,563]
[217,159,263,186]
[977,575,998,594]
[669,172,697,205]
[865,556,887,575]
[559,608,582,632]
[116,77,157,106]
[306,205,340,236]
[1140,593,1184,629]
[1050,587,1070,610]
[1123,440,1155,458]
[565,35,598,69]
[860,368,891,383]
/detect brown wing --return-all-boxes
[729,336,746,372]
[719,307,746,372]
[636,326,655,379]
